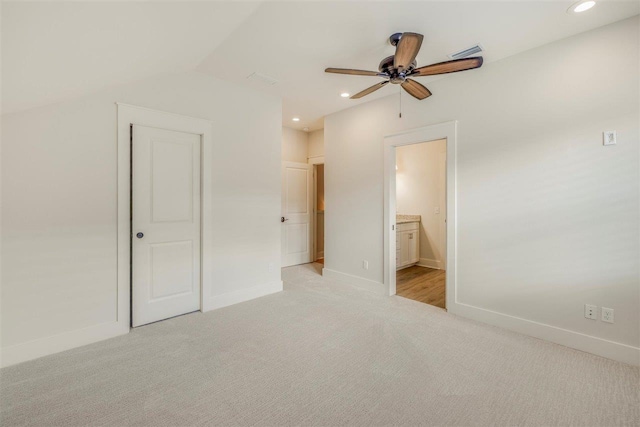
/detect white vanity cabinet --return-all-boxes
[396,221,420,270]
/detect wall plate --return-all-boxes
[603,131,616,146]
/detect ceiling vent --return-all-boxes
[247,72,278,86]
[448,44,484,60]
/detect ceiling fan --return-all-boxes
[325,32,483,100]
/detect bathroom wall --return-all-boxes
[396,139,446,269]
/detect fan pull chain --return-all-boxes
[399,86,402,118]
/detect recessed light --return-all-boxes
[340,92,350,98]
[292,117,300,122]
[568,0,595,14]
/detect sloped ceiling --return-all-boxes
[1,1,261,114]
[3,1,639,129]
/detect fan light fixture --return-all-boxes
[568,0,596,14]
[340,92,350,98]
[292,117,300,122]
[324,32,483,102]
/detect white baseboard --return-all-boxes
[1,321,129,368]
[205,281,283,311]
[449,301,640,366]
[2,281,284,369]
[322,268,387,295]
[417,258,442,269]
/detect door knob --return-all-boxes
[281,217,289,223]
[136,232,144,239]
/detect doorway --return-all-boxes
[313,163,325,265]
[383,121,457,309]
[117,103,214,331]
[394,139,446,308]
[131,125,202,327]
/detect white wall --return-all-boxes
[396,139,446,269]
[281,127,324,163]
[1,71,282,365]
[308,129,324,160]
[325,17,639,363]
[282,127,308,163]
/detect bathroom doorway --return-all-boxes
[383,121,456,311]
[394,139,446,308]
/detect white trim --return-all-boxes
[206,281,283,311]
[117,103,215,319]
[1,322,128,368]
[384,121,457,306]
[451,302,639,366]
[308,156,325,165]
[417,258,443,269]
[322,268,386,295]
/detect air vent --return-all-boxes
[247,72,278,86]
[448,44,484,60]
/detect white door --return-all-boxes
[132,125,201,327]
[281,161,312,267]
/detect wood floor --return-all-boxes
[396,265,446,309]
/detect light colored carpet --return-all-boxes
[1,263,638,426]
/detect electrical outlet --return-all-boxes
[584,304,597,320]
[602,307,614,323]
[268,263,274,272]
[362,260,369,270]
[603,131,616,146]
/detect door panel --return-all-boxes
[149,241,194,300]
[286,168,309,214]
[132,125,201,327]
[151,140,194,223]
[408,232,418,264]
[281,162,312,267]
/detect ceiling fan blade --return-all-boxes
[401,79,432,100]
[412,57,483,76]
[351,81,389,99]
[394,32,423,71]
[325,68,381,76]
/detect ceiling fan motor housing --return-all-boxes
[378,55,416,83]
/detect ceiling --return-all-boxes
[3,1,639,129]
[1,1,261,114]
[198,1,639,131]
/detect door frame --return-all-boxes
[309,156,324,263]
[116,103,214,329]
[311,162,324,262]
[383,121,457,308]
